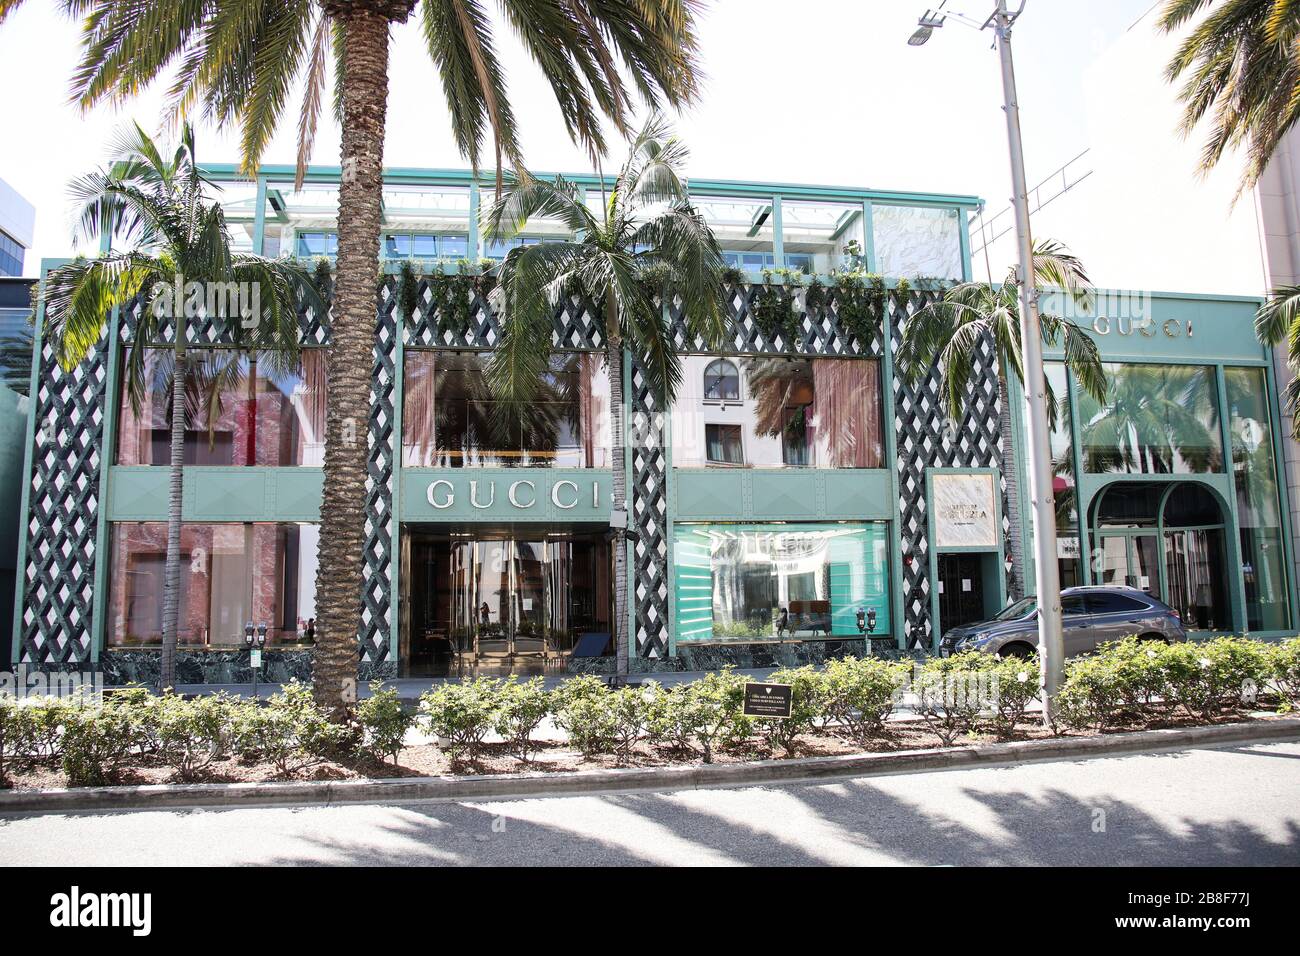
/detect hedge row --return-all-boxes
[0,681,410,786]
[2,637,1298,785]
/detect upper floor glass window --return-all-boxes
[383,232,470,260]
[703,359,740,402]
[295,231,338,259]
[872,204,963,280]
[402,351,611,468]
[116,349,327,467]
[781,199,866,275]
[672,355,882,469]
[696,196,775,273]
[483,235,565,260]
[0,229,24,277]
[1078,363,1223,475]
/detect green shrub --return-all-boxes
[1266,637,1300,711]
[354,683,413,764]
[234,681,350,775]
[154,691,243,780]
[760,666,824,756]
[0,697,33,784]
[674,667,753,762]
[493,677,553,762]
[913,652,995,745]
[1161,637,1270,719]
[1057,654,1125,732]
[61,696,143,786]
[608,685,655,761]
[820,656,909,744]
[1102,638,1171,713]
[986,654,1040,737]
[20,696,71,763]
[556,692,618,757]
[417,677,502,764]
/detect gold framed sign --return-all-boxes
[932,472,998,549]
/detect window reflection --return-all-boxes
[673,355,882,469]
[107,522,318,647]
[116,349,327,467]
[1226,366,1291,629]
[1078,363,1223,474]
[673,523,891,642]
[402,351,610,467]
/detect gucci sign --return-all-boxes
[1090,315,1192,338]
[426,478,602,511]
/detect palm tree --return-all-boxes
[482,114,726,681]
[0,0,705,715]
[40,122,319,691]
[1255,284,1300,436]
[896,241,1106,600]
[1157,1,1300,198]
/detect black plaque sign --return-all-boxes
[743,682,793,719]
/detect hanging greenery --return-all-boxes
[397,260,420,322]
[720,265,744,288]
[751,268,801,347]
[830,271,875,345]
[312,257,333,302]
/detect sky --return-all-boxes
[0,0,1258,293]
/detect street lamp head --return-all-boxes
[909,8,948,46]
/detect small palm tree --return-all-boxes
[483,115,727,680]
[1255,284,1300,436]
[40,122,320,691]
[896,240,1107,600]
[0,0,706,715]
[1158,1,1300,198]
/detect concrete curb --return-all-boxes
[4,717,1298,815]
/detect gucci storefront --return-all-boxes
[11,164,1299,682]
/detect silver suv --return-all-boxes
[940,585,1187,658]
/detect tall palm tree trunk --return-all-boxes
[160,340,186,691]
[606,300,629,682]
[998,369,1025,602]
[313,4,404,717]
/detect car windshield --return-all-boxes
[992,597,1037,621]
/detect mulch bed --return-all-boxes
[2,704,1283,792]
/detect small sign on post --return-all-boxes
[743,682,793,719]
[249,648,262,669]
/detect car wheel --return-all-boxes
[1137,633,1170,645]
[998,642,1036,659]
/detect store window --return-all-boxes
[695,196,776,273]
[107,522,318,647]
[116,349,327,467]
[1078,363,1223,474]
[673,523,891,642]
[781,199,866,275]
[402,351,611,467]
[673,355,882,468]
[383,233,470,259]
[295,231,338,258]
[1226,367,1291,629]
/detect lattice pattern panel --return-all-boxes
[17,314,115,664]
[361,281,398,663]
[892,289,1013,645]
[404,278,604,349]
[669,282,884,357]
[120,279,329,346]
[628,353,669,658]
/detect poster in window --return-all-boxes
[932,473,998,548]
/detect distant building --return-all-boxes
[0,177,34,277]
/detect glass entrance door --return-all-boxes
[1095,533,1161,595]
[471,540,512,659]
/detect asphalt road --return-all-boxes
[3,741,1299,866]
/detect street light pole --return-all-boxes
[909,1,1063,722]
[991,0,1064,722]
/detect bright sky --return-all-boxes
[3,0,1255,293]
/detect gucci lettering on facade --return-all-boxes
[425,478,601,511]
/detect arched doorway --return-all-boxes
[1090,482,1230,630]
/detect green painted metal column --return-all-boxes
[879,272,905,649]
[861,202,877,274]
[252,176,268,256]
[771,195,784,269]
[389,295,405,666]
[469,181,481,260]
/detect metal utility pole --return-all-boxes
[910,1,1064,722]
[992,0,1064,720]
